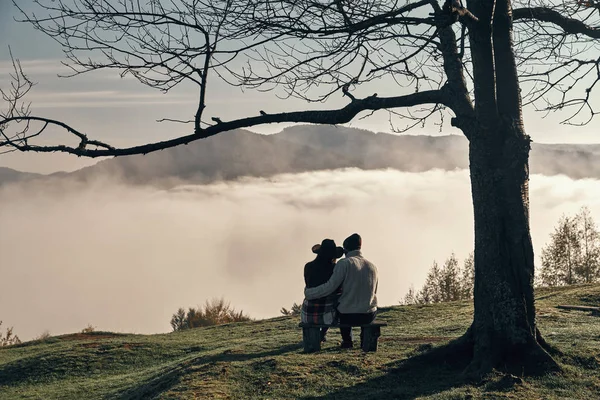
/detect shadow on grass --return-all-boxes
[115,343,304,400]
[0,352,93,386]
[300,339,571,400]
[301,343,472,400]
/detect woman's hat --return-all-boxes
[311,239,344,259]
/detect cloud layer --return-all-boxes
[1,169,600,340]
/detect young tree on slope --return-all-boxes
[540,207,600,286]
[574,207,600,283]
[461,252,474,299]
[2,0,600,375]
[540,214,581,286]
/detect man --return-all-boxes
[304,233,378,348]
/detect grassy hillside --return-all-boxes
[1,285,600,399]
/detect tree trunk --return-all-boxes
[466,127,559,376]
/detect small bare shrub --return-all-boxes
[171,298,251,331]
[35,330,51,341]
[81,324,96,333]
[0,321,21,346]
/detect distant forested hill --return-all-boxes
[2,125,600,186]
[0,167,42,185]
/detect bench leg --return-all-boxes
[361,326,381,352]
[303,327,321,353]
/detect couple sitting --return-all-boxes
[302,233,378,349]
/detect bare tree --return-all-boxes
[2,0,599,375]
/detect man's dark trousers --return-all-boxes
[339,312,376,344]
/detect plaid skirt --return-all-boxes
[301,293,339,325]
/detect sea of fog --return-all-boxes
[1,168,600,340]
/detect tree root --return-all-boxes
[523,338,562,376]
[407,328,474,366]
[464,329,562,379]
[410,326,562,381]
[536,327,562,356]
[394,329,474,376]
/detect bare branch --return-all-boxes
[1,89,448,157]
[3,0,600,158]
[156,118,195,124]
[514,7,600,38]
[512,2,600,124]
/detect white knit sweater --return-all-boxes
[304,250,378,314]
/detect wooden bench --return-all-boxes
[557,305,600,316]
[299,322,387,353]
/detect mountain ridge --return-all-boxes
[0,166,42,184]
[2,125,600,186]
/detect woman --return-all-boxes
[301,238,344,342]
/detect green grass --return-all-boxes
[2,285,600,399]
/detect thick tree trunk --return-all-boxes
[449,0,561,377]
[466,127,559,376]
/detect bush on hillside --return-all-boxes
[35,330,51,341]
[280,302,302,316]
[0,321,21,346]
[170,298,252,331]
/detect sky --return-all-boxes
[2,169,599,340]
[0,1,599,174]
